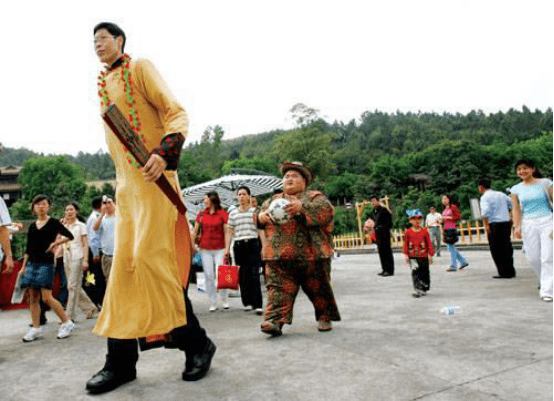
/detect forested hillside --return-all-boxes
[3,106,552,232]
[177,106,552,230]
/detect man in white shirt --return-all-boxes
[94,196,117,282]
[478,178,516,279]
[425,206,442,257]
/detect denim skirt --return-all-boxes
[20,262,55,289]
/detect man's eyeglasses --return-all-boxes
[94,35,115,45]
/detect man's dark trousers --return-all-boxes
[488,222,516,278]
[103,288,209,373]
[234,239,263,309]
[376,229,395,275]
[83,248,106,308]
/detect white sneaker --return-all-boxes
[255,308,264,316]
[209,303,218,312]
[243,305,253,311]
[222,301,230,309]
[22,327,43,342]
[57,320,75,339]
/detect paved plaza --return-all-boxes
[0,249,552,401]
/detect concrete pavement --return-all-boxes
[0,249,552,401]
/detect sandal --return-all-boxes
[86,308,99,319]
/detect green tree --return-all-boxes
[220,157,279,176]
[17,156,87,217]
[290,103,320,127]
[271,121,336,180]
[333,206,359,235]
[324,173,360,204]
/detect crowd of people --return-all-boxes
[0,21,551,396]
[362,163,553,301]
[0,194,118,342]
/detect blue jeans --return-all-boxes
[447,244,468,269]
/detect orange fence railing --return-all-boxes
[334,221,521,250]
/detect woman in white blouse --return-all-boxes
[63,202,98,320]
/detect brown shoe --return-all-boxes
[260,321,283,336]
[318,319,332,332]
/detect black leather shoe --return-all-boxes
[381,272,394,277]
[377,272,385,276]
[492,275,515,279]
[182,338,216,381]
[86,369,136,394]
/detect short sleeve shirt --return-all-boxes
[228,207,258,241]
[86,211,101,256]
[480,190,512,223]
[196,209,228,250]
[63,221,88,262]
[99,215,116,256]
[425,212,442,227]
[442,205,460,229]
[510,179,553,219]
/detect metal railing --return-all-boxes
[334,221,522,249]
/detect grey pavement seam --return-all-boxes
[412,356,553,400]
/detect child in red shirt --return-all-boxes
[403,209,434,298]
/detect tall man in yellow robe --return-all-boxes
[86,22,216,395]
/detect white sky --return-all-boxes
[1,0,552,155]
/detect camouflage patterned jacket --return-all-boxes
[258,191,334,261]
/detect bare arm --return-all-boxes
[223,224,230,257]
[258,230,267,256]
[225,225,234,256]
[482,217,490,235]
[0,226,13,274]
[81,234,89,270]
[511,194,522,239]
[19,254,29,275]
[93,211,105,231]
[191,221,200,245]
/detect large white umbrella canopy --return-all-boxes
[182,171,283,217]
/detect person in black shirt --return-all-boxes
[370,195,395,277]
[19,195,76,342]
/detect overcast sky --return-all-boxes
[2,0,552,156]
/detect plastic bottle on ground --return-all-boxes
[440,306,461,315]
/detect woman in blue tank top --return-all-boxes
[510,159,553,302]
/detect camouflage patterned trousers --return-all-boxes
[264,259,341,325]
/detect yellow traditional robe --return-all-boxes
[94,58,189,339]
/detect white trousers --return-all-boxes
[522,214,553,298]
[64,258,96,320]
[200,249,228,303]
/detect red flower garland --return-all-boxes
[97,54,145,167]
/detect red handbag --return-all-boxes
[217,258,239,290]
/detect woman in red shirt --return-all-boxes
[192,191,230,311]
[442,194,469,272]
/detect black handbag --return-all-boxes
[443,228,459,245]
